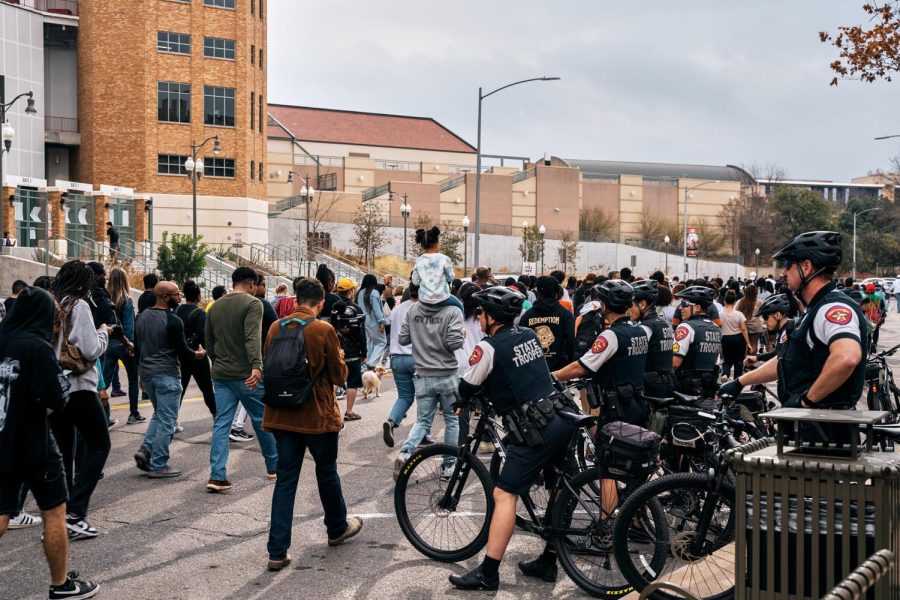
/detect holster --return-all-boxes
[644,371,675,398]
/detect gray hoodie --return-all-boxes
[399,302,464,377]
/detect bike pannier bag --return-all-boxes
[598,421,661,479]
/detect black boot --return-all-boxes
[449,565,500,591]
[518,554,558,582]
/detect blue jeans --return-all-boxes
[210,379,278,480]
[895,293,900,313]
[267,430,348,560]
[400,374,460,465]
[388,355,416,425]
[102,340,139,415]
[141,375,182,470]
[365,322,387,369]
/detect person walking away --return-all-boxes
[137,273,159,315]
[175,280,217,417]
[720,290,753,379]
[892,275,900,313]
[333,278,366,416]
[102,268,144,424]
[86,262,119,427]
[357,274,387,371]
[519,276,576,372]
[411,226,464,311]
[572,273,597,314]
[204,267,278,492]
[133,282,206,478]
[3,279,27,315]
[262,277,363,571]
[49,260,111,541]
[271,283,288,310]
[383,283,419,447]
[393,282,464,480]
[736,284,764,354]
[0,286,102,599]
[861,282,887,351]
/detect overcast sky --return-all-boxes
[268,1,900,182]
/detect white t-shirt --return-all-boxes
[892,279,900,294]
[389,299,415,355]
[455,316,485,376]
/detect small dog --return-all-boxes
[361,370,381,400]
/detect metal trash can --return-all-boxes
[729,409,900,600]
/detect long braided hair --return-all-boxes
[53,259,93,303]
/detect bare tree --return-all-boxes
[558,231,580,274]
[639,207,681,249]
[741,161,788,183]
[518,225,545,263]
[352,202,388,269]
[579,207,618,242]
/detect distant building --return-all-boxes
[757,177,893,208]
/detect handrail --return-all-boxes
[822,549,894,600]
[511,167,536,184]
[439,175,466,193]
[361,182,391,202]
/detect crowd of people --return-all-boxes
[0,227,893,597]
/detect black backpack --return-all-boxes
[574,307,605,357]
[263,317,318,410]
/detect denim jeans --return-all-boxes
[388,354,416,425]
[895,293,900,313]
[267,430,348,560]
[210,379,278,480]
[400,373,460,466]
[102,340,139,415]
[141,375,182,470]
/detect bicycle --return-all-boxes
[865,342,900,428]
[394,392,664,597]
[611,404,772,600]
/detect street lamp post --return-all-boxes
[287,171,315,276]
[755,247,760,271]
[184,135,222,239]
[400,200,411,260]
[0,91,37,244]
[474,76,560,268]
[664,234,670,274]
[539,224,546,275]
[522,219,530,271]
[462,215,470,277]
[852,207,880,280]
[681,180,720,279]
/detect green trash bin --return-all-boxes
[729,408,900,600]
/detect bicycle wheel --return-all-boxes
[613,472,736,600]
[551,467,664,598]
[394,443,494,562]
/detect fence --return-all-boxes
[2,0,78,14]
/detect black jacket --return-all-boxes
[520,299,576,371]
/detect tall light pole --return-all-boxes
[0,90,37,242]
[184,135,222,239]
[287,171,315,275]
[853,207,880,280]
[522,219,530,270]
[755,247,760,271]
[462,215,470,277]
[400,199,411,260]
[681,180,720,279]
[664,234,670,275]
[539,223,546,275]
[474,76,560,268]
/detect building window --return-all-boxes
[204,157,235,178]
[259,162,263,181]
[259,48,263,68]
[204,86,235,127]
[259,0,264,19]
[317,172,337,191]
[157,82,191,123]
[203,37,235,60]
[158,154,188,175]
[250,0,254,14]
[157,31,190,55]
[251,44,255,65]
[259,95,263,133]
[203,0,235,8]
[250,92,255,129]
[250,160,255,180]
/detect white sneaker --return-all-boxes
[393,452,411,482]
[8,511,42,529]
[440,463,456,481]
[174,423,184,433]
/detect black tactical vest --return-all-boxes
[594,317,649,392]
[777,284,867,408]
[676,316,722,397]
[640,313,675,396]
[481,326,556,416]
[574,307,605,357]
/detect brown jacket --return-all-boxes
[262,305,348,434]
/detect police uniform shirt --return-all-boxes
[639,315,674,374]
[672,317,721,372]
[577,318,649,390]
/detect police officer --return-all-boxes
[743,293,793,369]
[554,280,650,427]
[672,286,722,398]
[631,280,675,398]
[721,231,867,443]
[450,287,575,591]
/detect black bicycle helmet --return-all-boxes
[595,280,635,312]
[632,280,659,304]
[331,302,364,326]
[772,231,843,268]
[755,293,790,318]
[473,287,525,323]
[675,285,715,310]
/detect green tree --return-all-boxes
[836,196,900,275]
[352,202,388,268]
[558,231,580,274]
[155,232,209,285]
[409,212,465,266]
[518,225,545,263]
[770,187,835,239]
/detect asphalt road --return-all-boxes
[2,311,899,600]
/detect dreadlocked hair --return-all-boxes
[53,259,93,302]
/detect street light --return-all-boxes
[184,135,221,239]
[462,215,470,276]
[681,180,720,279]
[664,234,670,274]
[473,76,560,267]
[755,247,760,271]
[0,90,37,246]
[400,200,411,260]
[852,207,880,280]
[539,224,546,275]
[287,170,315,275]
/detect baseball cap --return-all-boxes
[335,277,357,292]
[864,283,876,294]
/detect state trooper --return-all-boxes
[742,293,793,370]
[554,280,650,427]
[449,286,575,591]
[630,280,675,399]
[721,231,867,443]
[671,286,722,398]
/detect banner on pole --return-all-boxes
[686,227,699,257]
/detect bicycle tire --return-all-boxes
[612,472,737,600]
[394,443,494,563]
[552,467,665,598]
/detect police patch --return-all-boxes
[468,346,484,366]
[591,336,609,354]
[825,307,852,325]
[674,326,689,341]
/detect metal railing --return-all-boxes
[439,175,466,193]
[293,154,344,167]
[511,167,536,184]
[823,550,894,600]
[45,115,78,133]
[361,183,391,202]
[374,159,421,172]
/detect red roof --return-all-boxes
[267,104,475,154]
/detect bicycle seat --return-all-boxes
[673,391,701,405]
[558,410,598,428]
[644,395,676,409]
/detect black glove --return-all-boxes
[718,379,744,399]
